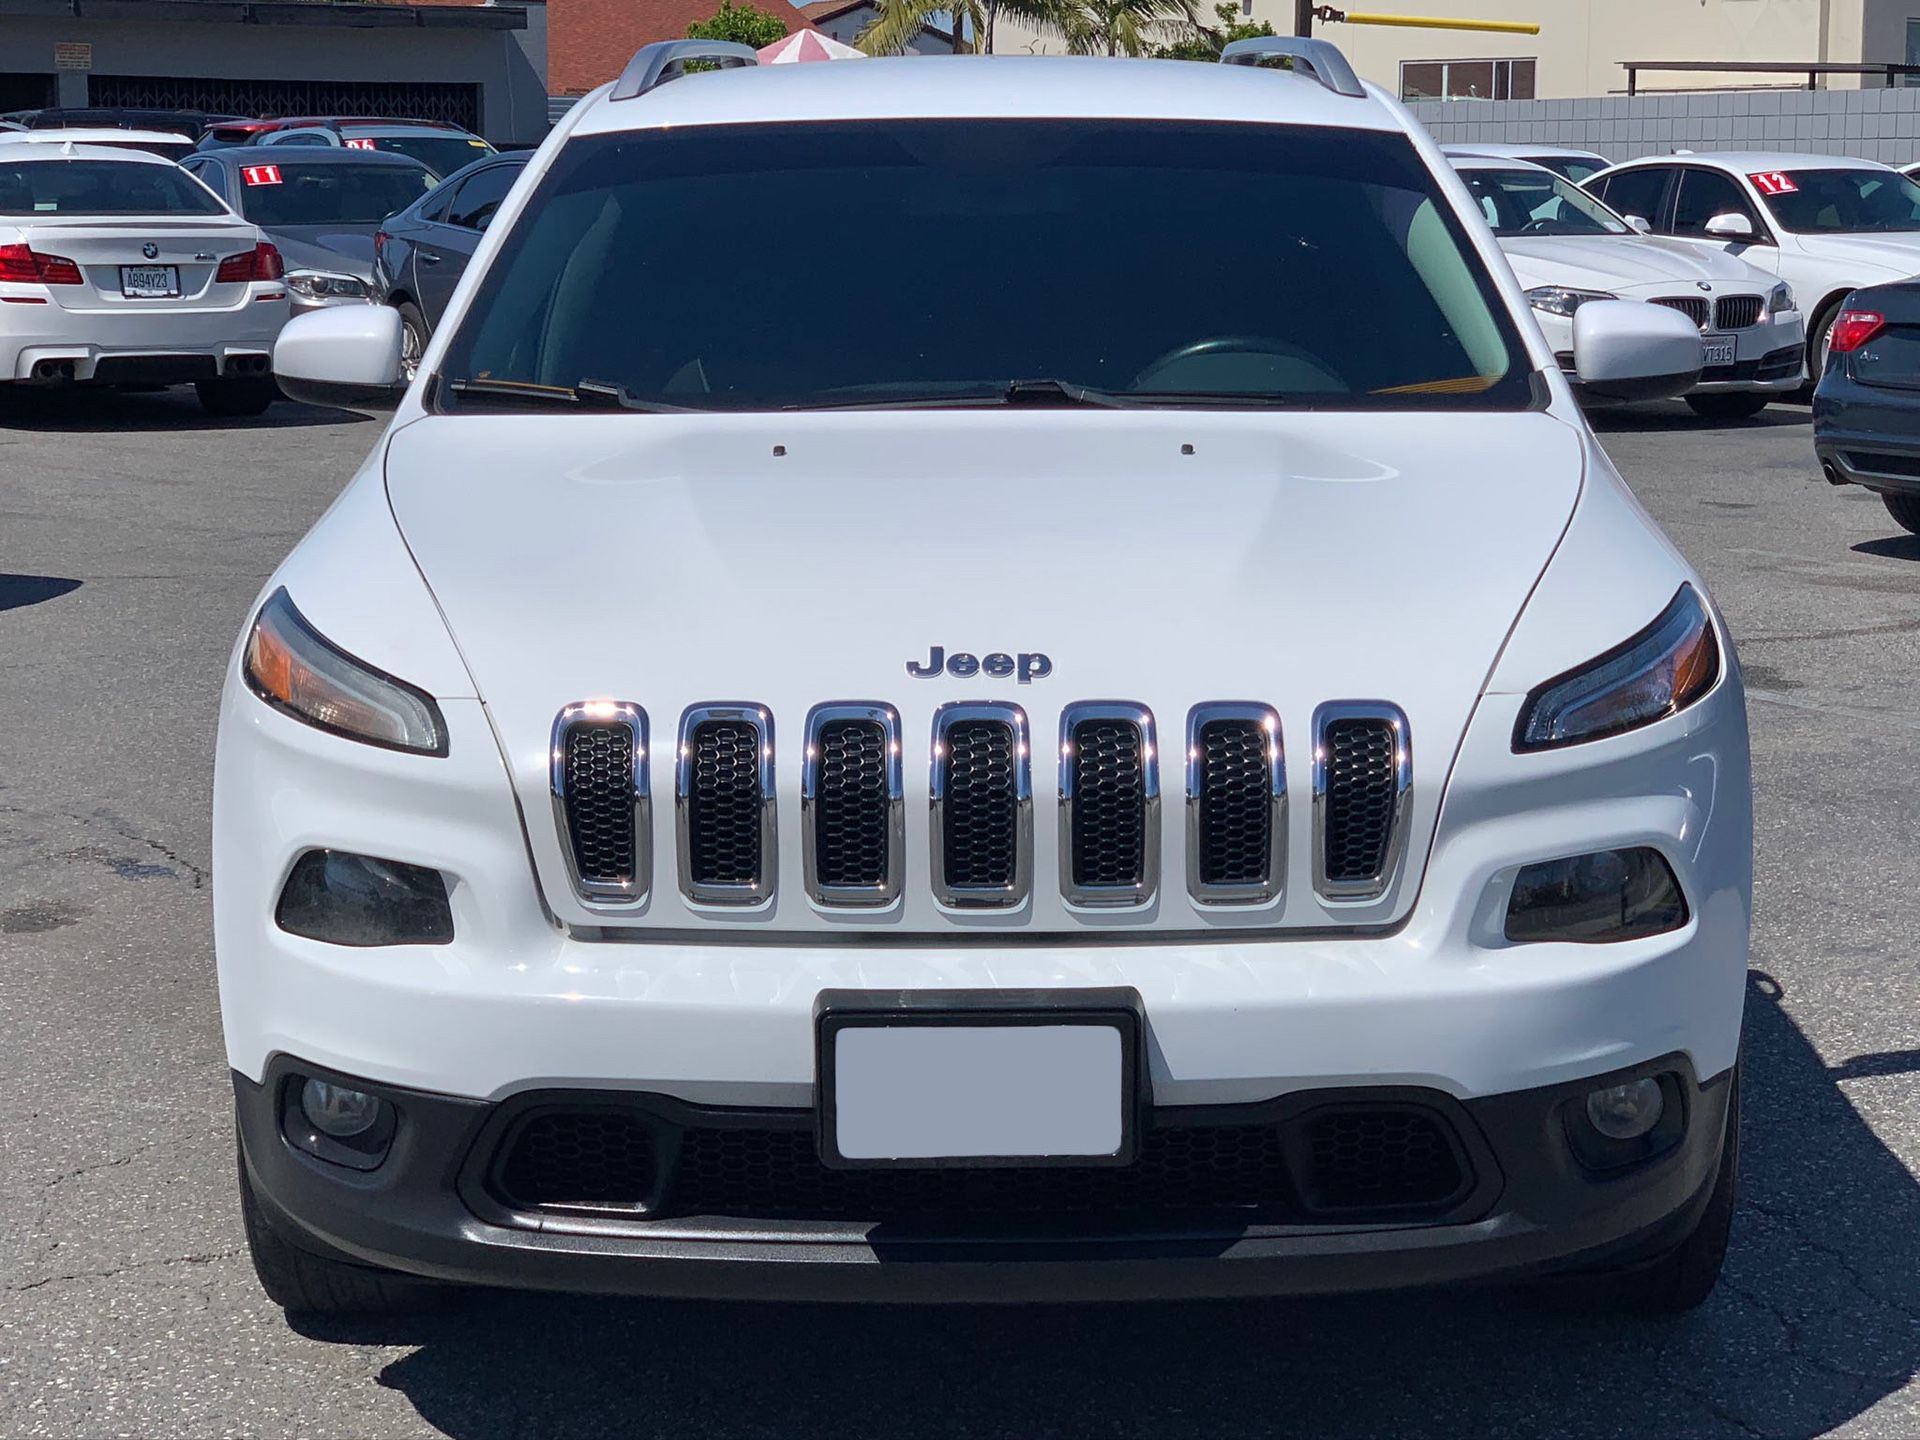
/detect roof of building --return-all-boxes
[571,54,1403,135]
[797,0,867,20]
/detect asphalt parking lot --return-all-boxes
[4,389,1920,1439]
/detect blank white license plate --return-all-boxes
[1703,334,1736,367]
[120,265,178,298]
[827,1021,1129,1165]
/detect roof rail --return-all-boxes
[1219,37,1365,98]
[610,40,760,102]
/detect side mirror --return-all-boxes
[273,304,406,411]
[1703,211,1755,240]
[1625,214,1652,235]
[1571,299,1703,403]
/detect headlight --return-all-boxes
[1767,281,1796,314]
[243,588,448,754]
[284,270,371,302]
[1513,584,1720,751]
[1525,286,1617,318]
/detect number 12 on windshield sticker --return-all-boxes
[241,165,282,186]
[344,138,376,151]
[1749,171,1797,196]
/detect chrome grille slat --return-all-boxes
[676,704,775,905]
[1311,702,1411,903]
[549,702,650,906]
[1059,702,1158,908]
[802,703,903,907]
[1185,703,1284,906]
[930,701,1032,908]
[1715,295,1763,330]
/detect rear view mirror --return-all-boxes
[1704,212,1755,240]
[273,305,406,411]
[1571,299,1703,403]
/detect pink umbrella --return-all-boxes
[757,29,867,62]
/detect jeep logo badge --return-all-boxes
[907,645,1052,684]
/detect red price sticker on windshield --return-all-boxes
[1749,171,1797,196]
[343,137,376,151]
[240,164,282,186]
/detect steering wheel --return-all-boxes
[1130,334,1339,391]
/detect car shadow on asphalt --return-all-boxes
[285,972,1920,1440]
[0,389,369,433]
[1588,401,1812,436]
[1852,535,1920,562]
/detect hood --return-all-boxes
[263,224,376,277]
[384,410,1586,934]
[1499,234,1768,293]
[1786,232,1920,279]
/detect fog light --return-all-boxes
[301,1077,381,1138]
[1505,848,1687,944]
[1585,1077,1665,1141]
[276,849,453,947]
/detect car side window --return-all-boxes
[183,158,227,202]
[1595,166,1673,229]
[264,131,331,148]
[1671,168,1761,237]
[444,164,517,232]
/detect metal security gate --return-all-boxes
[87,77,480,130]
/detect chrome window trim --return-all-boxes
[801,702,904,909]
[549,701,650,908]
[1184,702,1285,907]
[1057,701,1160,909]
[929,701,1032,910]
[675,702,777,907]
[1310,700,1412,904]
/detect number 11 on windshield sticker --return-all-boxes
[241,165,282,186]
[1749,171,1797,196]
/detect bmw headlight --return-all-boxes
[284,270,372,303]
[243,588,448,755]
[1525,286,1617,318]
[1514,585,1720,751]
[1767,281,1796,315]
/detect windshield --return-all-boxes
[1458,166,1629,237]
[441,121,1531,412]
[1527,155,1605,185]
[234,161,434,225]
[0,159,226,216]
[360,134,493,177]
[1758,169,1920,233]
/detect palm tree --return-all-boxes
[857,0,1070,56]
[1061,0,1199,56]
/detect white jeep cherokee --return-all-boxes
[218,39,1749,1317]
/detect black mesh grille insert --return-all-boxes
[1298,1108,1464,1214]
[1070,719,1146,887]
[562,722,636,886]
[1321,718,1398,885]
[1651,296,1708,328]
[501,1111,656,1211]
[1196,720,1271,886]
[814,719,889,889]
[1715,295,1763,329]
[942,720,1017,889]
[688,720,763,886]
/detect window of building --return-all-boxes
[1400,58,1536,102]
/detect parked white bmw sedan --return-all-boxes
[1451,153,1802,419]
[1588,151,1920,385]
[0,143,287,414]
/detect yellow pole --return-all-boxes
[1336,13,1542,33]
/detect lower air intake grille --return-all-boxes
[562,723,637,886]
[1715,295,1763,329]
[941,719,1018,891]
[1068,718,1147,888]
[1651,296,1708,328]
[500,1110,657,1212]
[813,718,889,889]
[1297,1108,1466,1215]
[1195,718,1273,887]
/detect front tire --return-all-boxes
[238,1143,444,1317]
[196,376,278,418]
[1612,1066,1739,1315]
[1684,392,1771,422]
[1884,493,1920,535]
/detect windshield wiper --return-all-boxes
[782,379,1287,412]
[445,377,700,413]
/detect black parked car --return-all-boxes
[1813,281,1920,535]
[180,148,436,316]
[372,150,528,376]
[18,107,242,139]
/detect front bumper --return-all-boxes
[237,1055,1735,1302]
[1543,303,1804,395]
